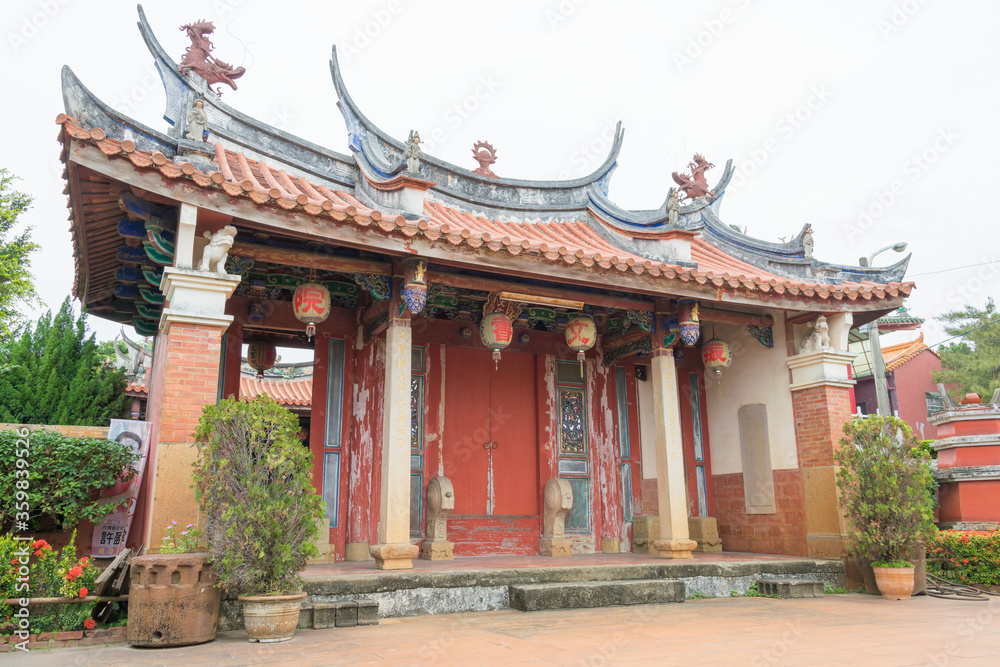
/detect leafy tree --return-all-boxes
[0,297,129,425]
[0,168,40,338]
[934,298,1000,399]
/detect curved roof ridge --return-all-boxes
[329,44,625,209]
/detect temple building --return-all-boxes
[57,8,914,570]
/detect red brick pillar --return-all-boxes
[787,351,856,559]
[141,267,240,552]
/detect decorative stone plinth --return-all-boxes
[345,542,371,562]
[652,538,697,560]
[370,543,419,570]
[540,538,573,557]
[540,478,573,557]
[601,537,621,554]
[688,517,723,553]
[757,579,825,599]
[632,515,660,554]
[421,476,455,561]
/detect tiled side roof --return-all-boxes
[881,333,938,371]
[58,114,914,304]
[239,376,312,407]
[123,377,312,407]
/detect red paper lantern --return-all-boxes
[247,340,277,378]
[293,281,331,341]
[480,311,513,369]
[565,314,596,363]
[702,337,732,377]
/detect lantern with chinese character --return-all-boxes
[565,314,596,363]
[247,339,277,378]
[293,281,331,341]
[701,337,732,377]
[480,311,513,369]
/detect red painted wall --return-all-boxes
[893,350,942,441]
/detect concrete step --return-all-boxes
[509,579,685,611]
[757,579,825,598]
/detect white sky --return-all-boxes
[2,0,997,350]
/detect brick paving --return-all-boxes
[12,594,999,665]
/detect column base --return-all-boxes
[540,538,572,557]
[420,540,454,560]
[652,538,697,559]
[806,534,846,559]
[369,543,419,570]
[345,542,371,562]
[601,537,621,554]
[688,517,724,553]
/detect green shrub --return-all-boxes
[193,396,322,596]
[927,529,1000,586]
[0,429,141,529]
[835,416,936,564]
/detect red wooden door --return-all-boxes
[442,347,539,554]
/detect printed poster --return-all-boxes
[91,419,151,557]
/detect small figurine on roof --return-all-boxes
[802,224,814,259]
[185,99,208,142]
[472,141,498,178]
[405,130,422,175]
[666,190,681,226]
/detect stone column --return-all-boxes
[143,267,240,552]
[649,346,697,559]
[370,289,419,569]
[786,349,856,559]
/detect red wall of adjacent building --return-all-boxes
[893,350,942,441]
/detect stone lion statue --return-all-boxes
[800,315,832,354]
[199,225,237,276]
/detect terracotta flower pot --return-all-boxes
[238,592,307,643]
[127,553,220,647]
[872,566,915,601]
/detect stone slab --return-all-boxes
[509,579,685,611]
[757,579,825,598]
[357,600,379,626]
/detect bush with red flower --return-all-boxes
[927,528,1000,586]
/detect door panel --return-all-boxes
[442,346,491,514]
[441,347,538,517]
[491,351,538,515]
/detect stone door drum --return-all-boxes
[442,346,539,555]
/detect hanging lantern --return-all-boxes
[702,337,733,377]
[480,311,513,369]
[401,259,428,314]
[247,339,277,378]
[293,281,331,341]
[679,302,700,346]
[565,314,597,363]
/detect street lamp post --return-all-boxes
[861,242,909,416]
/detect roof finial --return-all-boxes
[405,130,422,175]
[472,141,498,178]
[178,19,246,95]
[671,153,715,201]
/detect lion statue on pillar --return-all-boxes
[199,225,237,276]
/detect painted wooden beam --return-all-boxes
[229,241,389,275]
[698,306,774,328]
[427,271,654,312]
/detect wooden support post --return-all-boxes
[370,265,419,569]
[649,300,696,559]
[174,202,197,270]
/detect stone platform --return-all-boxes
[218,552,844,631]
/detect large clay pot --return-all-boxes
[239,592,307,643]
[872,566,915,601]
[127,553,220,647]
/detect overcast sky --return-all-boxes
[3,0,997,349]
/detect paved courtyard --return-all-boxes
[15,594,1000,666]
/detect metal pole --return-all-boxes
[869,323,892,416]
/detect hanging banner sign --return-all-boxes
[91,419,152,557]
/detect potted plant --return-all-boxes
[193,395,323,643]
[127,521,221,647]
[835,415,936,600]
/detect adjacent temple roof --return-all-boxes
[853,332,938,378]
[57,5,915,319]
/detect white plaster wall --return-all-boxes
[704,311,799,474]
[636,367,657,479]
